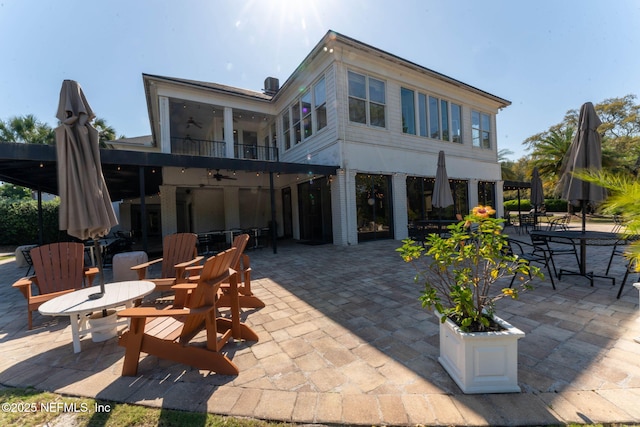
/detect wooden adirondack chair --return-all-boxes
[118,248,259,376]
[218,233,265,309]
[12,242,99,329]
[131,233,203,293]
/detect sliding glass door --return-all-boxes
[356,174,393,242]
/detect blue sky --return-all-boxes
[1,0,639,160]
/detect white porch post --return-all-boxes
[331,169,348,246]
[159,185,177,236]
[469,179,479,210]
[224,107,234,158]
[496,180,505,218]
[346,169,358,245]
[223,187,240,231]
[159,96,171,153]
[393,173,408,240]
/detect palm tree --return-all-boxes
[498,148,517,180]
[92,118,117,148]
[0,114,55,144]
[526,127,575,196]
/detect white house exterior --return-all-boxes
[114,30,510,246]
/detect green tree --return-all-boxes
[498,148,517,181]
[93,117,118,148]
[0,114,54,144]
[0,183,32,201]
[522,94,639,195]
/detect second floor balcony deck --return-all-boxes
[171,137,279,161]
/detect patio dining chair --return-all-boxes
[507,238,556,289]
[530,233,579,279]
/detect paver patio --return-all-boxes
[2,221,640,425]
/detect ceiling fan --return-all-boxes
[211,169,236,181]
[186,117,202,129]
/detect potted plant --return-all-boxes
[397,205,543,393]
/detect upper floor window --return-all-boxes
[281,76,328,150]
[401,88,415,134]
[348,71,386,128]
[282,110,291,150]
[472,110,491,149]
[451,103,461,143]
[314,77,327,131]
[404,89,462,143]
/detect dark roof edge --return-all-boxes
[0,142,339,176]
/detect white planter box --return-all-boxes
[436,311,524,394]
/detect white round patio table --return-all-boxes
[39,280,155,353]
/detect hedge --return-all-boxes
[503,198,568,213]
[0,200,63,245]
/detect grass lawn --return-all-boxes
[0,387,292,427]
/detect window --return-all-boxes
[406,90,462,143]
[401,88,415,134]
[418,93,427,137]
[451,103,462,143]
[281,76,327,151]
[441,99,449,141]
[348,71,386,127]
[472,110,491,148]
[292,102,301,145]
[301,90,312,139]
[314,77,327,131]
[428,96,439,139]
[282,110,290,150]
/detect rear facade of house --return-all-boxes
[112,30,510,246]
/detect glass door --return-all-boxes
[356,174,393,242]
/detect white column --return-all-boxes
[290,184,300,240]
[223,187,240,230]
[331,170,348,245]
[159,185,177,236]
[346,170,358,245]
[468,179,479,210]
[496,180,505,218]
[159,96,171,153]
[393,173,408,240]
[224,107,234,158]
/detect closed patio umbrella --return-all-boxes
[558,102,606,232]
[432,150,454,233]
[530,167,544,227]
[56,80,118,299]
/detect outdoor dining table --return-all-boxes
[531,230,627,286]
[38,280,155,353]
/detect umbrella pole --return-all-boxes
[89,239,106,302]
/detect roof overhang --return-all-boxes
[0,142,339,201]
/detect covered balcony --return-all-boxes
[165,99,278,161]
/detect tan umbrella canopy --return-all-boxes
[432,150,454,233]
[558,102,606,232]
[56,80,118,298]
[432,150,454,210]
[530,167,544,226]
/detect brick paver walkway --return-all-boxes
[2,221,640,425]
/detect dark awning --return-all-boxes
[503,180,531,191]
[0,142,339,201]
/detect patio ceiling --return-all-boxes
[0,142,339,201]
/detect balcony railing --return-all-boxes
[171,137,278,161]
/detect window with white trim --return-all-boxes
[472,110,491,149]
[349,71,386,127]
[402,88,462,143]
[314,77,327,131]
[281,76,327,150]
